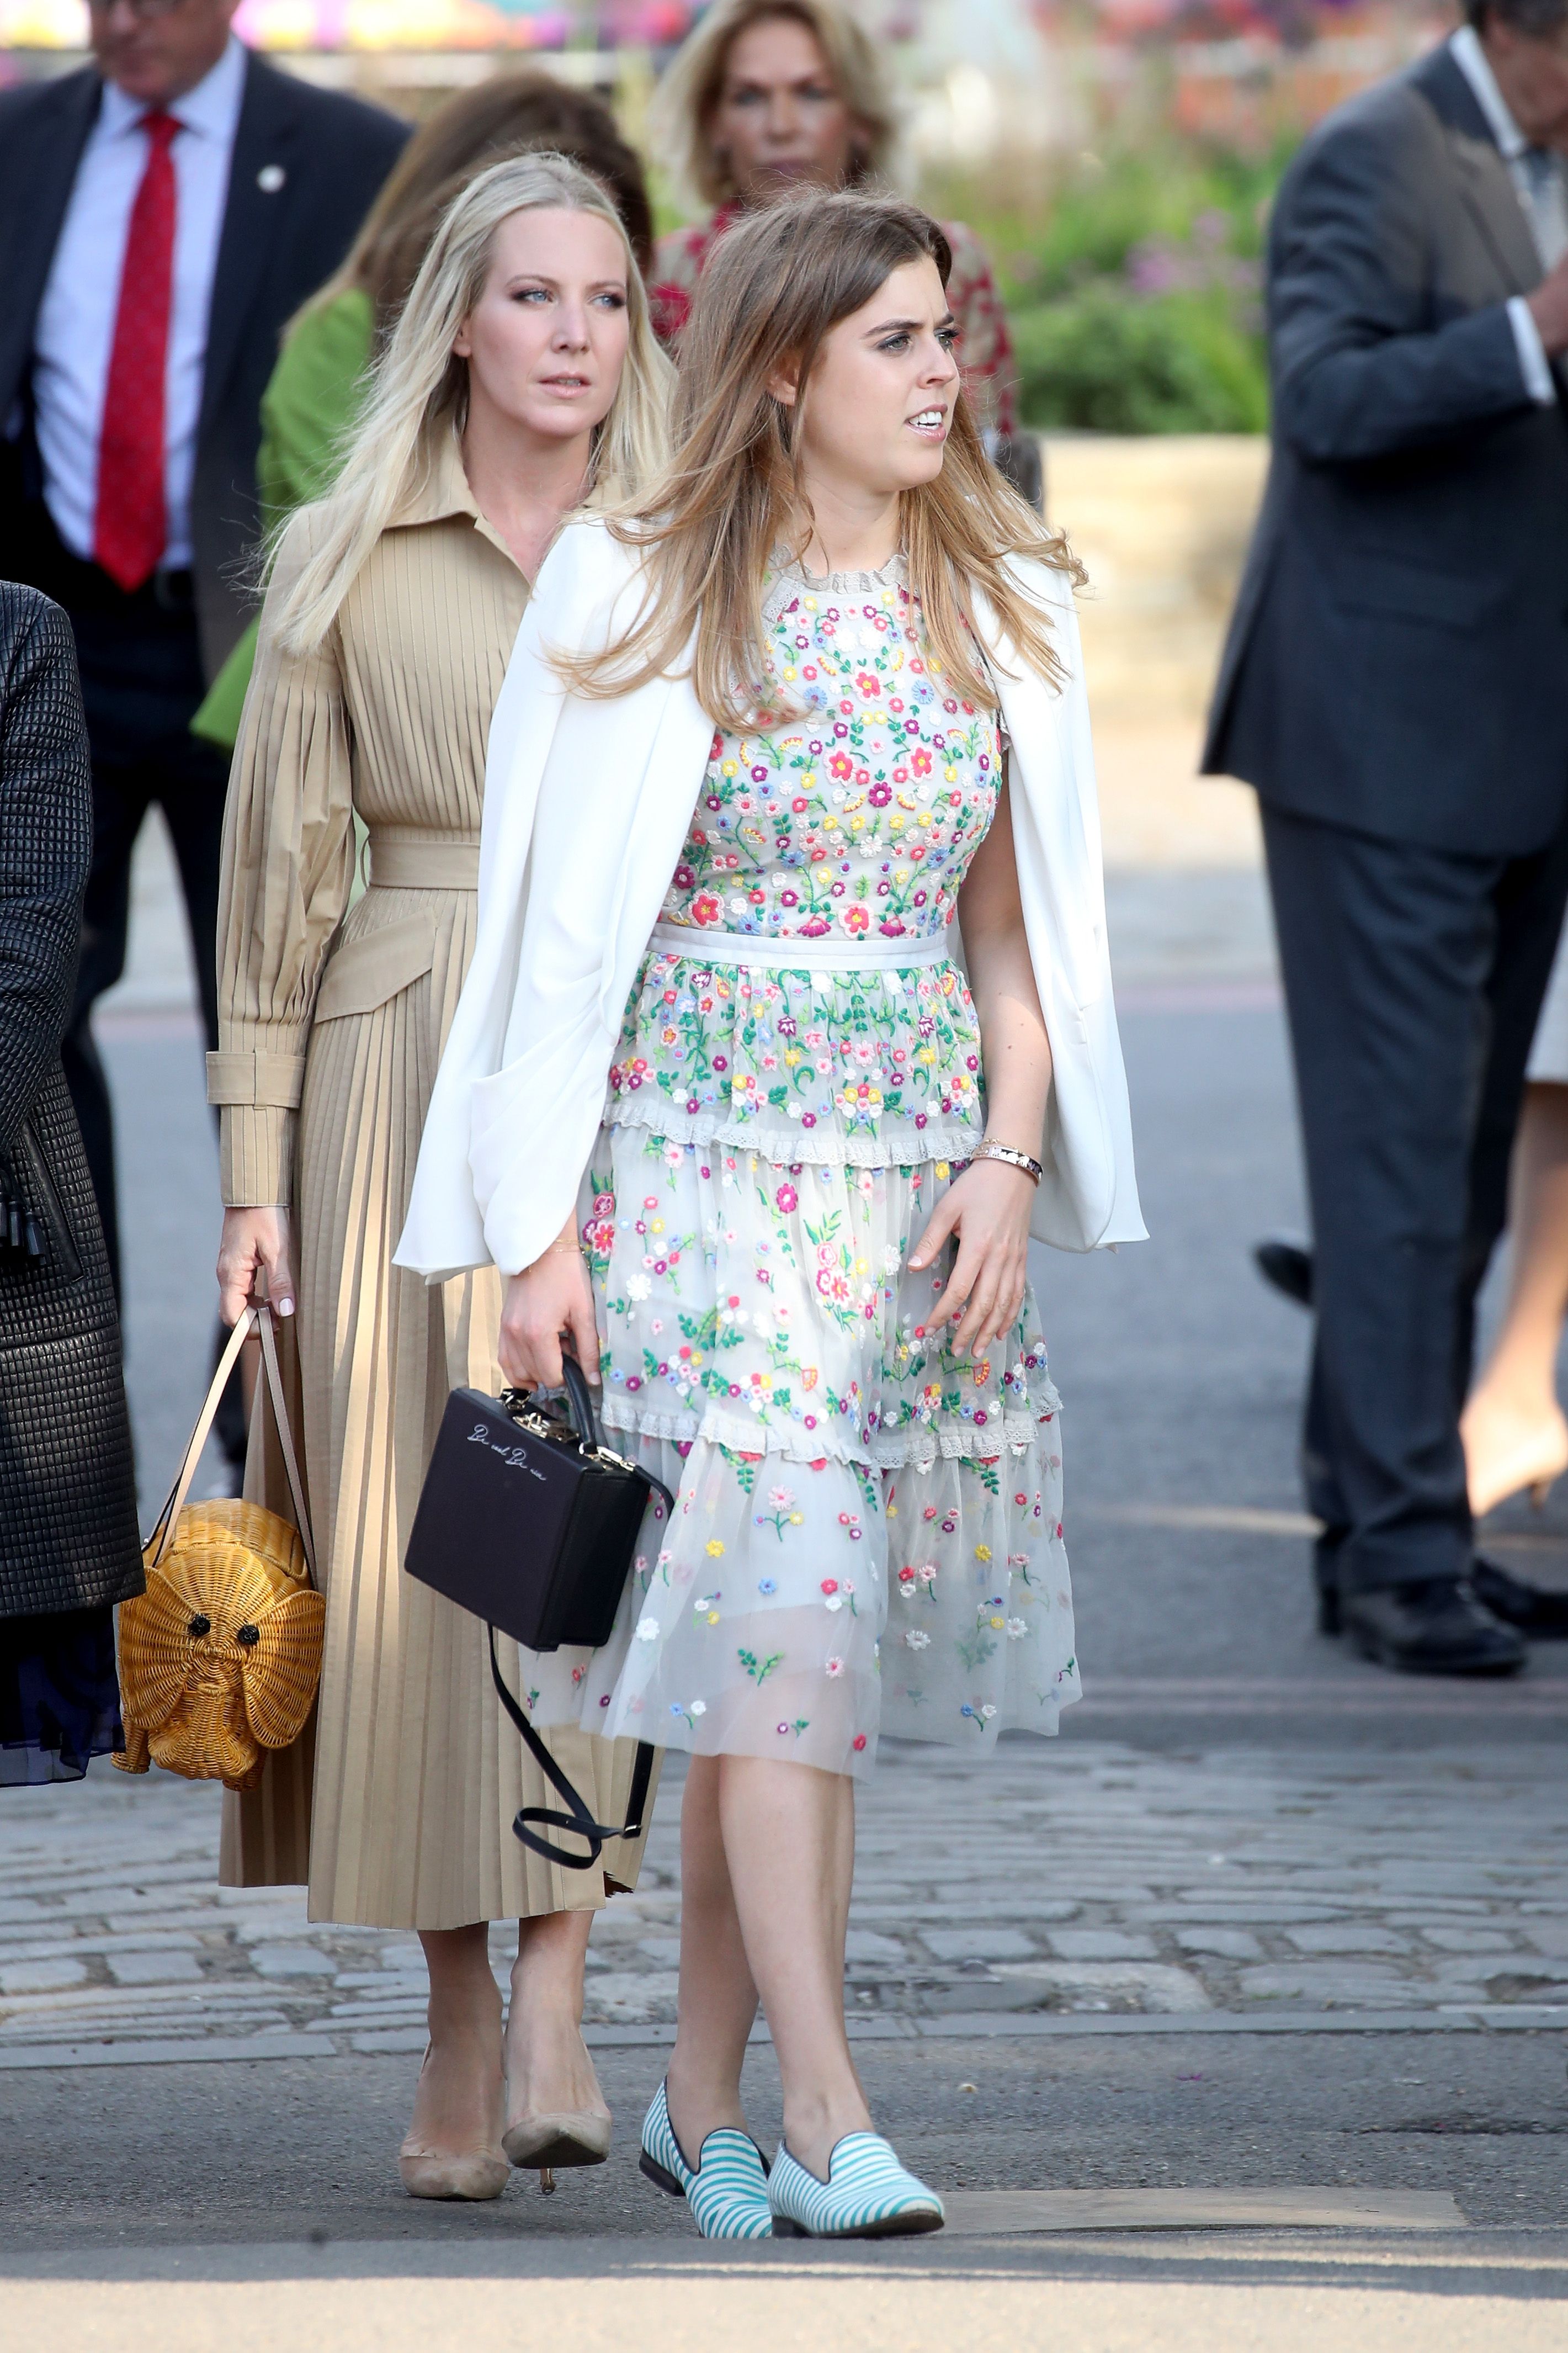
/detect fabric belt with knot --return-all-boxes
[366,835,481,891]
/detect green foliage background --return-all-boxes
[927,138,1294,433]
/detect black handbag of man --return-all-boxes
[406,1356,669,1868]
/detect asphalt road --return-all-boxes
[2,857,1562,2343]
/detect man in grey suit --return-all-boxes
[1205,2,1568,1674]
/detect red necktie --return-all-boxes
[94,109,179,593]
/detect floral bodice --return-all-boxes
[661,556,1001,946]
[606,558,1004,1169]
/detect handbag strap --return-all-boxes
[146,1304,317,1582]
[488,1627,656,1873]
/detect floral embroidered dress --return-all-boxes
[525,554,1077,1777]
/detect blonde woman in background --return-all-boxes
[646,0,1035,499]
[211,154,673,2201]
[191,69,656,754]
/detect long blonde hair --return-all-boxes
[650,0,899,214]
[269,151,672,658]
[569,190,1077,728]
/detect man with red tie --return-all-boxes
[0,1,405,1315]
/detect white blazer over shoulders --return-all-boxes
[396,518,1144,1283]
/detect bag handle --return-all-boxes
[145,1303,317,1582]
[502,1354,603,1453]
[488,1628,655,1872]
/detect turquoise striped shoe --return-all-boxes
[768,2133,944,2239]
[639,2081,773,2240]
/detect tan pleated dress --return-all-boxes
[208,436,658,1931]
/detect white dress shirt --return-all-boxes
[31,35,247,572]
[1450,24,1566,407]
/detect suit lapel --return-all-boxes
[1449,130,1541,295]
[0,68,101,418]
[1413,43,1542,296]
[199,54,300,440]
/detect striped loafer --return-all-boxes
[768,2133,944,2239]
[639,2080,773,2240]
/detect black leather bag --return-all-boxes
[406,1358,670,1870]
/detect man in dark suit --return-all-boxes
[0,2,405,1312]
[1205,1,1568,1674]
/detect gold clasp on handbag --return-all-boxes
[502,1387,588,1450]
[591,1443,641,1476]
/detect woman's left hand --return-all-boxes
[908,1159,1035,1359]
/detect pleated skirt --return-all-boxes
[220,877,658,1930]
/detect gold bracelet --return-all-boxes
[974,1138,1044,1185]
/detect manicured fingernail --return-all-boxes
[277,1298,295,1317]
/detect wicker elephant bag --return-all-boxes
[115,1303,323,1792]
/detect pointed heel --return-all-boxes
[502,2110,611,2169]
[1316,1583,1341,1636]
[1531,1478,1555,1512]
[639,2150,687,2199]
[770,2214,807,2237]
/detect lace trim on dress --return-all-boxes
[600,1094,984,1168]
[868,1409,1059,1472]
[760,550,907,630]
[599,1392,1057,1469]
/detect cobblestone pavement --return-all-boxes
[3,1737,1565,2070]
[31,857,1561,2095]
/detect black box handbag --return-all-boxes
[406,1356,671,1869]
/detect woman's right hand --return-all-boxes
[498,1230,600,1391]
[216,1206,296,1327]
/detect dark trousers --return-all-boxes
[55,580,228,1299]
[1262,798,1568,1595]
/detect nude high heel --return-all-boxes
[501,2110,612,2169]
[398,2045,511,2202]
[503,2022,612,2172]
[1460,1398,1568,1522]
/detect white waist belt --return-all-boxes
[648,920,950,973]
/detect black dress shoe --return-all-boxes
[1253,1237,1314,1309]
[1338,1580,1527,1676]
[1471,1557,1568,1638]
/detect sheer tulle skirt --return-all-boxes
[517,1125,1078,1776]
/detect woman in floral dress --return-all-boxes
[576,569,1074,1765]
[400,190,1141,2240]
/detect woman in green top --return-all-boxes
[193,71,656,751]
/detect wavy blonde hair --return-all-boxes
[269,151,672,658]
[568,190,1077,727]
[650,0,899,214]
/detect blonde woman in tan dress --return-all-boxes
[212,153,673,2200]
